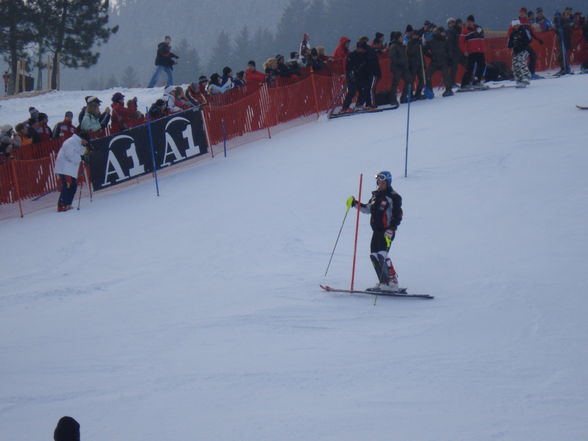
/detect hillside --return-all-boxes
[1,74,587,441]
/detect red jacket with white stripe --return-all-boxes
[459,24,486,54]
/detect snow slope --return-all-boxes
[1,75,587,441]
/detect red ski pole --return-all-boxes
[351,173,363,290]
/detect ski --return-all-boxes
[320,284,434,299]
[328,104,398,119]
[456,85,490,92]
[576,105,588,110]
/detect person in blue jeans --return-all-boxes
[147,36,179,88]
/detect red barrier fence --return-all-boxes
[1,29,586,217]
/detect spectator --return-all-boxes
[147,35,179,88]
[52,111,76,139]
[221,66,235,88]
[307,48,326,71]
[406,30,425,100]
[110,92,137,133]
[422,21,435,42]
[315,46,329,62]
[424,26,454,97]
[371,32,386,54]
[340,42,370,113]
[163,86,182,112]
[535,8,553,32]
[28,106,40,123]
[446,17,464,87]
[244,61,268,85]
[54,131,91,212]
[207,73,233,94]
[234,71,246,87]
[0,124,20,158]
[148,99,168,119]
[185,82,207,107]
[54,416,80,441]
[14,122,32,146]
[459,14,486,89]
[263,58,279,82]
[403,25,414,45]
[508,19,532,87]
[332,36,350,59]
[197,75,210,97]
[554,9,573,75]
[356,36,381,109]
[173,86,191,109]
[513,7,544,78]
[388,31,412,105]
[275,54,294,78]
[80,97,110,132]
[78,96,110,130]
[35,113,53,142]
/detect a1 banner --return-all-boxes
[89,108,208,191]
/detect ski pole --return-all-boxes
[324,199,353,277]
[83,163,93,203]
[404,84,412,178]
[76,178,83,211]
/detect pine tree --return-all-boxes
[231,26,252,72]
[121,65,138,87]
[251,27,277,68]
[41,0,119,90]
[105,73,118,89]
[0,0,35,95]
[173,39,205,84]
[207,31,232,76]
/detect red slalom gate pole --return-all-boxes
[350,173,363,290]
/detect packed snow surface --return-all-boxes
[1,76,587,441]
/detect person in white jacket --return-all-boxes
[54,131,91,212]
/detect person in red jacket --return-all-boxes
[459,15,486,89]
[333,36,351,59]
[244,60,268,86]
[110,92,137,133]
[52,111,76,140]
[35,113,53,142]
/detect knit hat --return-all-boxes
[53,416,80,441]
[405,24,413,33]
[467,14,475,22]
[65,111,73,118]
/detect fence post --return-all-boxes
[10,160,24,218]
[261,83,272,139]
[310,69,321,118]
[222,119,227,157]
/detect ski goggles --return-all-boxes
[375,173,387,182]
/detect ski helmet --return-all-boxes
[375,171,392,187]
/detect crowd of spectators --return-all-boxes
[1,6,586,161]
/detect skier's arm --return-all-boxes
[348,196,371,214]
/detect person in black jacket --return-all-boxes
[349,171,403,292]
[508,20,532,87]
[147,36,179,88]
[54,416,80,441]
[424,27,454,97]
[340,42,369,113]
[388,31,411,105]
[446,18,464,87]
[406,31,424,100]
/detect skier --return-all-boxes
[508,19,532,87]
[54,131,91,212]
[459,15,486,89]
[348,171,403,292]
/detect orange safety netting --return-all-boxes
[2,29,586,215]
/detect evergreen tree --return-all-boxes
[105,73,118,89]
[274,0,308,54]
[0,0,35,95]
[121,65,138,87]
[231,26,252,71]
[251,27,277,68]
[207,31,232,75]
[173,39,203,84]
[41,0,119,90]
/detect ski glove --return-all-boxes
[346,196,355,210]
[384,229,395,238]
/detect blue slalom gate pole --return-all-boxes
[404,84,412,178]
[145,108,160,197]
